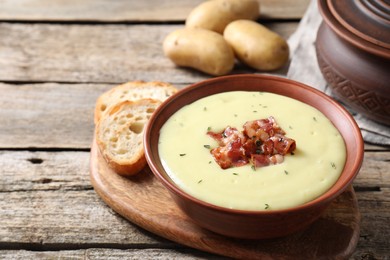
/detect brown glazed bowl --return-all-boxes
[316,0,390,125]
[144,74,364,239]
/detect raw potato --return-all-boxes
[186,0,260,34]
[163,28,235,76]
[224,20,289,71]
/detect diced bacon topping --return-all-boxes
[207,127,248,169]
[243,116,285,141]
[207,117,296,170]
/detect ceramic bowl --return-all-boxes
[144,74,364,239]
[316,0,390,125]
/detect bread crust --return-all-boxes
[94,80,177,124]
[100,149,147,176]
[95,98,162,177]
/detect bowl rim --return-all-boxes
[144,74,364,215]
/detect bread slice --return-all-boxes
[96,99,162,176]
[94,81,177,124]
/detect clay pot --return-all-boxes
[316,0,390,125]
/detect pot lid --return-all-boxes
[319,0,390,58]
[328,0,390,49]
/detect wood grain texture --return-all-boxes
[0,249,221,260]
[1,149,389,258]
[0,151,172,247]
[0,22,297,83]
[2,82,390,152]
[352,151,390,189]
[354,188,390,259]
[2,83,390,153]
[0,0,310,22]
[0,82,186,149]
[1,150,388,193]
[0,83,112,149]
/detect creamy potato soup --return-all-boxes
[158,91,346,211]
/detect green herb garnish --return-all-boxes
[331,162,336,169]
[284,170,289,175]
[203,144,211,149]
[179,153,186,157]
[265,204,270,209]
[198,179,203,184]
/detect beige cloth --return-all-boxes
[287,0,390,145]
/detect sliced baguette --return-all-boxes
[94,80,177,124]
[96,98,162,176]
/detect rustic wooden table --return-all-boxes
[1,0,389,259]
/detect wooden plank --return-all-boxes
[260,0,310,19]
[0,0,310,22]
[0,150,389,259]
[0,22,298,84]
[364,143,390,151]
[0,82,188,149]
[0,249,221,259]
[353,188,390,259]
[0,245,388,260]
[0,83,109,149]
[1,150,388,193]
[0,151,173,247]
[352,151,390,189]
[2,82,390,150]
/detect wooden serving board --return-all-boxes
[90,139,361,259]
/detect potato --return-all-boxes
[224,20,289,71]
[163,28,235,76]
[186,0,260,34]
